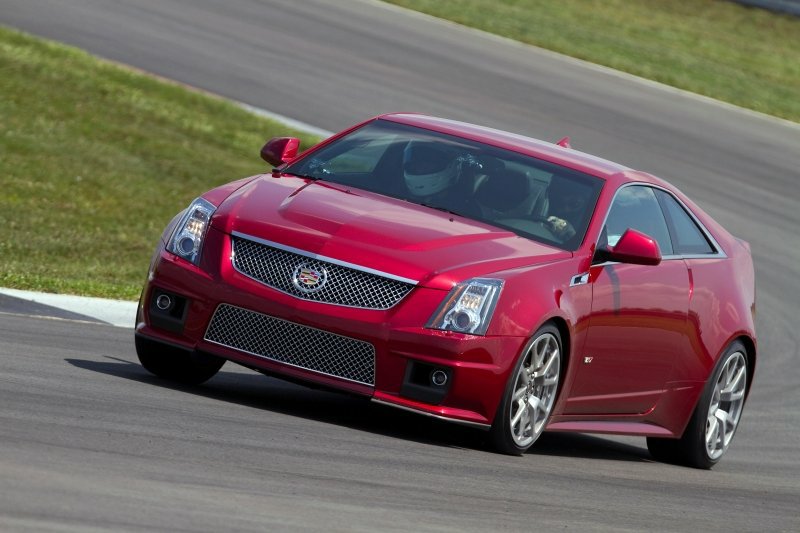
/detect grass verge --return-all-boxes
[0,26,319,300]
[382,0,800,123]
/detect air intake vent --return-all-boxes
[205,304,375,386]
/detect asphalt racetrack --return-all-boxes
[1,1,799,530]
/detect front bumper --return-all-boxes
[136,228,526,427]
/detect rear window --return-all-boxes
[655,190,716,255]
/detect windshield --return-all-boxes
[284,120,604,251]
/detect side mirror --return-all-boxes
[606,229,661,266]
[260,137,300,167]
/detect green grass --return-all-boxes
[0,26,319,300]
[383,0,800,123]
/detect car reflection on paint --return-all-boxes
[135,114,756,468]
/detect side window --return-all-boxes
[655,190,715,255]
[604,185,673,255]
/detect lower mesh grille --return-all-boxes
[204,304,375,386]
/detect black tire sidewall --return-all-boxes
[136,335,224,385]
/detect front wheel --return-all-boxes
[135,334,225,385]
[489,325,562,455]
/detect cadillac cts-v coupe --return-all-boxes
[135,114,755,468]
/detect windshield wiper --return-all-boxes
[278,170,323,181]
[420,202,465,217]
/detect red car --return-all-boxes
[135,114,755,468]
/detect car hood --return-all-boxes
[211,176,570,289]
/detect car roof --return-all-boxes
[378,113,669,190]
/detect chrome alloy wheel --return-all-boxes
[705,350,747,460]
[509,332,561,447]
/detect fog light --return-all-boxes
[431,369,448,387]
[155,294,173,310]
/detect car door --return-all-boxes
[564,185,691,415]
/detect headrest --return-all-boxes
[477,170,529,212]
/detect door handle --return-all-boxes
[570,272,589,286]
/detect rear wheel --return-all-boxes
[135,335,225,385]
[648,341,748,469]
[489,325,562,455]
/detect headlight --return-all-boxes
[426,278,504,336]
[165,197,216,265]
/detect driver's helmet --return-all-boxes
[402,141,458,197]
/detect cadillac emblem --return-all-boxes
[292,263,328,293]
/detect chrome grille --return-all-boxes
[205,304,375,386]
[231,235,414,310]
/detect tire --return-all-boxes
[650,341,749,469]
[489,324,562,456]
[135,334,225,385]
